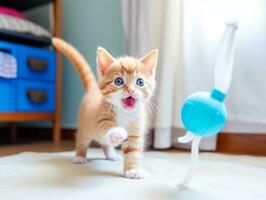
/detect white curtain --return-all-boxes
[122,0,266,150]
[182,0,266,134]
[122,0,216,150]
[122,0,186,150]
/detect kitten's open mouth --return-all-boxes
[122,96,137,109]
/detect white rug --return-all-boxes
[0,148,266,200]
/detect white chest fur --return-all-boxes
[116,108,140,127]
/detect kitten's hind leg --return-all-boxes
[73,135,92,164]
[102,145,121,161]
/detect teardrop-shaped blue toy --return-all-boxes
[177,21,238,187]
[181,89,226,137]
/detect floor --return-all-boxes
[0,141,75,157]
[1,147,265,200]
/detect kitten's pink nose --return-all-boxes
[127,88,135,95]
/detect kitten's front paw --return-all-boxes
[72,156,87,164]
[124,169,147,179]
[104,127,128,147]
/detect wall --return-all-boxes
[61,0,125,127]
[27,0,125,128]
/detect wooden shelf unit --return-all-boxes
[0,0,63,145]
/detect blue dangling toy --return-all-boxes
[177,21,238,186]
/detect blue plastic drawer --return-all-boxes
[0,41,19,57]
[18,45,56,82]
[16,80,55,112]
[0,78,15,111]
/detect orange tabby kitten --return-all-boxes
[52,38,158,179]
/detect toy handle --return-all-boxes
[177,132,201,187]
[214,21,238,94]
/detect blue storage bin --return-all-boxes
[0,41,19,57]
[0,41,17,112]
[18,45,56,82]
[16,80,55,112]
[0,78,15,111]
[0,41,56,113]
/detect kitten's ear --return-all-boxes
[97,47,114,76]
[139,49,158,75]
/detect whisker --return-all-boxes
[147,98,160,115]
[108,103,114,115]
[144,101,156,116]
[150,95,160,102]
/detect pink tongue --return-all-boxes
[124,97,135,107]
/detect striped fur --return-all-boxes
[52,38,99,92]
[52,38,158,179]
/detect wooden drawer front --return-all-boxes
[18,45,56,82]
[16,80,55,112]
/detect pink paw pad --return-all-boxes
[104,127,128,146]
[111,134,125,144]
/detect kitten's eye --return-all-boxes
[136,78,144,87]
[114,77,124,86]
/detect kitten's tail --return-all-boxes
[52,37,99,92]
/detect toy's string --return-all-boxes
[177,132,201,187]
